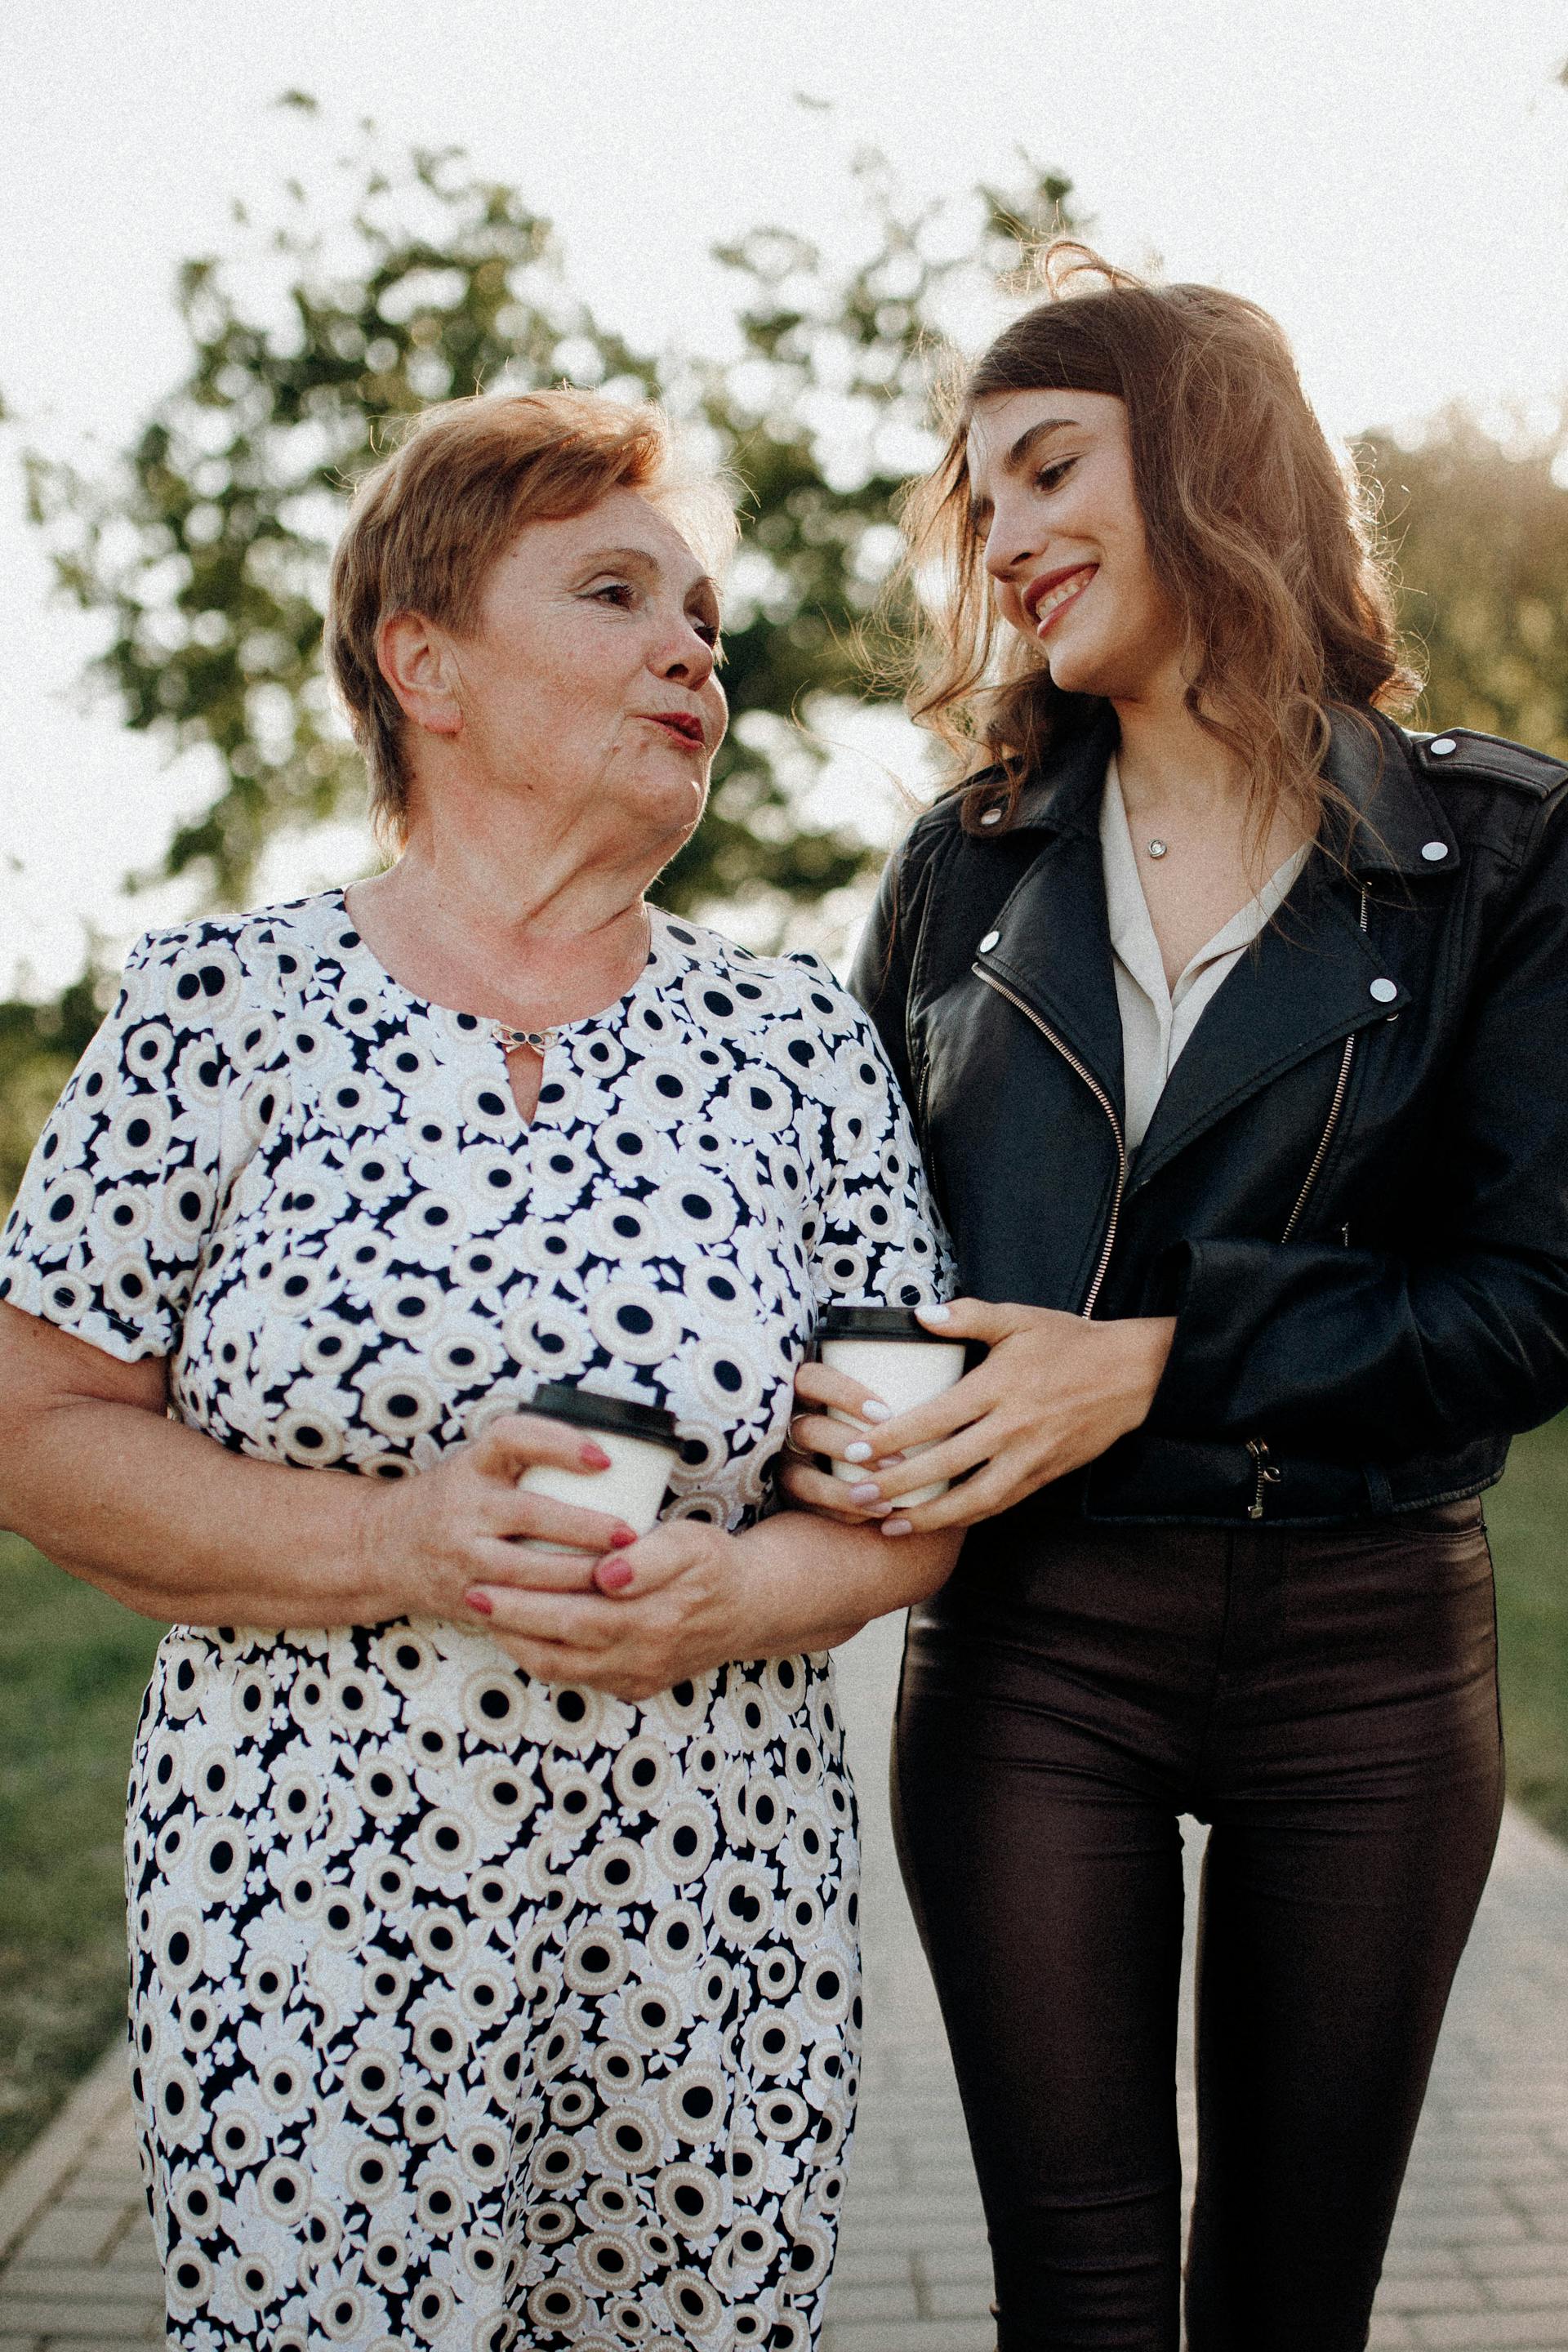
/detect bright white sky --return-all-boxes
[2,0,1566,991]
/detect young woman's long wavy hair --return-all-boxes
[898,244,1419,845]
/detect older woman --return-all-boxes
[0,390,958,2352]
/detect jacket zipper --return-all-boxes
[1280,886,1370,1245]
[1245,1438,1282,1520]
[1280,1034,1355,1243]
[1258,884,1374,1511]
[974,964,1127,1316]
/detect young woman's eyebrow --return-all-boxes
[1003,417,1077,474]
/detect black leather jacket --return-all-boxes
[853,707,1568,1526]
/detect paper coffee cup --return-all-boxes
[815,1306,967,1508]
[519,1382,680,1553]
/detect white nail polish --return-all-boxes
[844,1441,873,1463]
[860,1399,893,1423]
[917,1303,952,1325]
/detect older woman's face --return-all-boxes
[443,488,727,851]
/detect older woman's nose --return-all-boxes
[651,615,719,691]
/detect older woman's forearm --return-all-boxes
[731,1511,960,1657]
[0,1392,387,1625]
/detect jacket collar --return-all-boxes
[1007,703,1459,877]
[1325,710,1461,875]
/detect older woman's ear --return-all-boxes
[376,609,465,739]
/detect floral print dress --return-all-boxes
[0,891,950,2352]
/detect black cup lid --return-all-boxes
[814,1306,949,1343]
[529,1381,679,1446]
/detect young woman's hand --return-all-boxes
[780,1298,1176,1534]
[458,1520,755,1702]
[362,1411,645,1619]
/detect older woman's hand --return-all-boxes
[460,1521,755,1702]
[363,1411,647,1619]
[781,1298,1176,1533]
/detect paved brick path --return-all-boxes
[0,1610,1563,2350]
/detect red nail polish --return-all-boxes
[596,1560,635,1592]
[465,1590,494,1616]
[581,1443,612,1469]
[608,1528,636,1549]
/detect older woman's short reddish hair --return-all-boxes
[326,389,735,844]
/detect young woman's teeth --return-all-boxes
[1035,570,1092,628]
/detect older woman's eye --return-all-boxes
[590,580,639,608]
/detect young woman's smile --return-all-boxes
[1023,561,1100,635]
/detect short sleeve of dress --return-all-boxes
[0,928,239,1362]
[788,953,955,1316]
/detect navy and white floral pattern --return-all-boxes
[0,891,950,2352]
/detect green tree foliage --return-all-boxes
[23,117,1073,916]
[4,119,1074,1214]
[1362,407,1568,760]
[0,965,113,1215]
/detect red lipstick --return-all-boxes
[646,712,704,746]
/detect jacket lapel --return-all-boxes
[965,707,1448,1191]
[1128,712,1438,1192]
[971,714,1126,1126]
[1126,868,1394,1191]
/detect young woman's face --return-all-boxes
[965,388,1186,701]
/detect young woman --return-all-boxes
[783,247,1568,2350]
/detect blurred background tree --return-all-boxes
[2,113,1076,1208]
[20,108,1072,915]
[1363,404,1568,760]
[7,110,1568,1223]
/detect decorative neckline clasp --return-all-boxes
[492,1022,557,1057]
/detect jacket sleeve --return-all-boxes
[849,840,924,1112]
[1146,793,1568,1456]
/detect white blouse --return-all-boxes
[1102,760,1310,1152]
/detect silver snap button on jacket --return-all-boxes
[979,931,1000,952]
[1370,978,1399,1004]
[1422,842,1449,861]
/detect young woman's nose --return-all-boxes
[982,493,1043,585]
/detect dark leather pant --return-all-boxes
[892,1503,1504,2352]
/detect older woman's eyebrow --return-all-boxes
[575,545,666,577]
[577,546,720,608]
[967,416,1079,532]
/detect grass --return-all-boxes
[0,1419,1564,2181]
[0,1534,163,2179]
[1483,1414,1568,1843]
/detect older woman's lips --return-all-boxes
[645,713,705,747]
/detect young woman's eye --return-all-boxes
[1036,457,1076,492]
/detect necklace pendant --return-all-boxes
[1147,839,1169,860]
